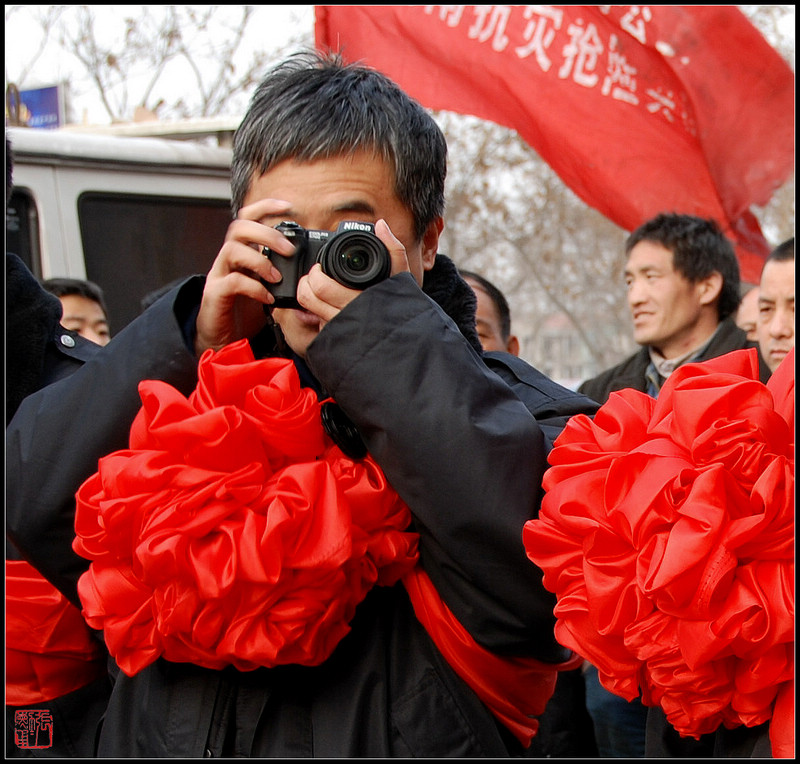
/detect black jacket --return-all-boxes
[5,252,101,424]
[5,253,109,759]
[7,256,598,757]
[578,316,771,404]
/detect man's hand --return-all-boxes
[296,219,411,326]
[194,199,293,356]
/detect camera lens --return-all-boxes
[344,249,369,272]
[319,231,391,289]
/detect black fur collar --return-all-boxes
[423,254,482,354]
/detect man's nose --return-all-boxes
[769,308,794,338]
[627,280,645,306]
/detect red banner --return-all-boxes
[315,5,794,284]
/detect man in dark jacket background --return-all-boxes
[7,51,598,757]
[576,211,770,758]
[580,212,770,407]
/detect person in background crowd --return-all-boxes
[460,270,520,355]
[756,236,794,374]
[41,276,111,346]
[577,211,770,757]
[735,285,759,341]
[580,212,770,405]
[7,51,599,758]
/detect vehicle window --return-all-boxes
[78,192,233,333]
[6,187,41,277]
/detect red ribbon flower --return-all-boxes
[73,340,419,677]
[523,348,794,757]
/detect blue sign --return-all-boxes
[18,85,64,128]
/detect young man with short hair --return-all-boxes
[460,270,520,355]
[580,212,769,405]
[41,277,111,346]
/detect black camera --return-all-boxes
[263,221,391,308]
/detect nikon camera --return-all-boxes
[263,221,391,308]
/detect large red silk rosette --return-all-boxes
[73,340,419,677]
[523,348,794,757]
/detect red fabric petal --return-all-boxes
[770,678,795,758]
[6,560,105,704]
[767,348,795,440]
[524,348,794,752]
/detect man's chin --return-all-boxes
[768,349,789,371]
[632,331,655,347]
[275,312,321,358]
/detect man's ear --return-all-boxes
[698,271,723,306]
[421,217,444,271]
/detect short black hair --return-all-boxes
[41,277,109,319]
[766,236,794,265]
[460,270,512,341]
[626,212,741,321]
[231,50,447,242]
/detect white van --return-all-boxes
[6,126,234,334]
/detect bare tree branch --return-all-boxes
[5,6,66,87]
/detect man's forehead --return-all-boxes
[625,243,675,272]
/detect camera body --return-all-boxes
[263,221,391,308]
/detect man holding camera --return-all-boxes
[8,51,597,758]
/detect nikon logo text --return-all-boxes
[341,221,372,232]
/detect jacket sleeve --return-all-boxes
[483,352,600,449]
[6,278,204,607]
[305,273,570,661]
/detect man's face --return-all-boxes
[736,287,759,341]
[243,151,438,356]
[465,278,518,355]
[757,258,795,373]
[624,241,711,358]
[58,294,111,346]
[468,281,506,352]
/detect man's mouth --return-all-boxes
[293,308,321,328]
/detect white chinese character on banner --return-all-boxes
[620,6,652,45]
[646,87,697,135]
[425,6,465,27]
[559,21,604,87]
[515,5,564,72]
[468,6,512,51]
[645,87,677,121]
[602,33,639,104]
